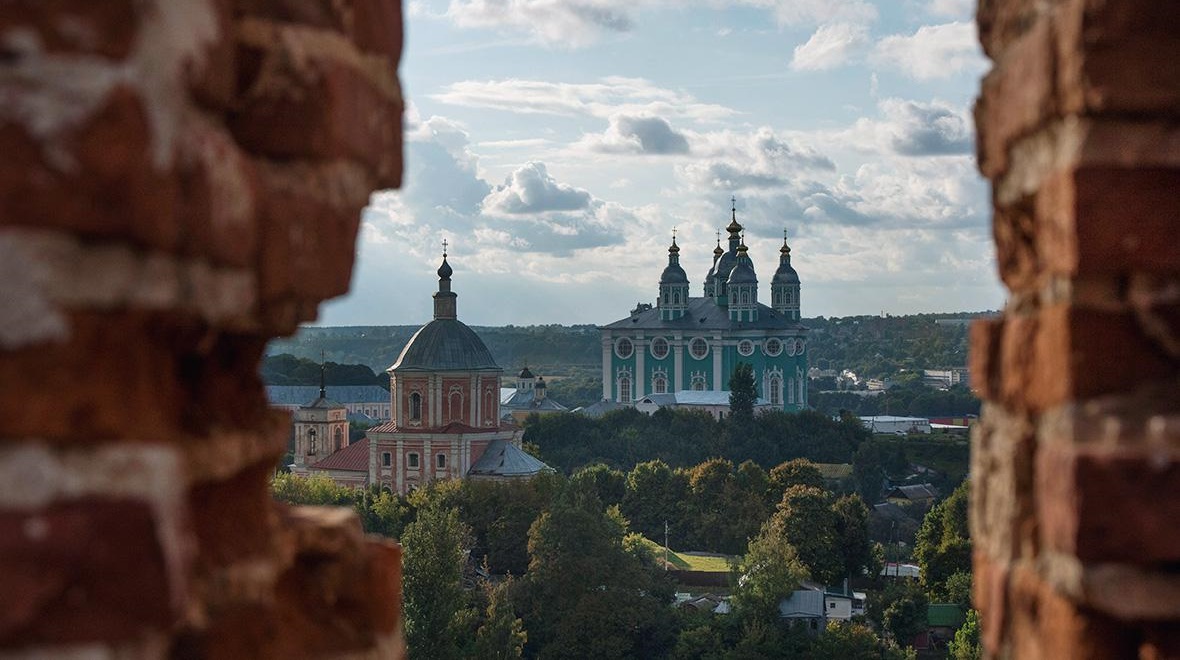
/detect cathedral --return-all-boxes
[300,247,552,493]
[600,202,809,411]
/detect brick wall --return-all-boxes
[972,1,1180,657]
[0,0,405,657]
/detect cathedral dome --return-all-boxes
[773,236,800,284]
[660,262,689,284]
[389,318,499,372]
[727,258,757,284]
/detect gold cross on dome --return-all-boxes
[442,238,449,256]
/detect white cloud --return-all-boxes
[839,98,974,156]
[738,0,877,27]
[790,23,869,71]
[676,127,836,192]
[482,162,594,214]
[872,21,985,80]
[432,77,737,123]
[577,114,691,154]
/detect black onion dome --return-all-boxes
[519,366,534,379]
[389,319,500,372]
[437,257,453,279]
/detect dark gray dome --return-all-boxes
[714,250,737,282]
[660,263,689,284]
[773,262,800,284]
[389,319,500,372]
[727,258,758,285]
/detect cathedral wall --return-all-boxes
[0,0,406,656]
[971,1,1180,656]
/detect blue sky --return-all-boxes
[319,0,1003,326]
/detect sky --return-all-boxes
[318,0,1003,327]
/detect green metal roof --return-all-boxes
[927,604,965,628]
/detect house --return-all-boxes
[499,367,570,422]
[778,584,826,634]
[913,604,966,650]
[886,483,938,506]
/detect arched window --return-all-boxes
[691,376,706,391]
[769,377,782,405]
[437,454,447,469]
[787,378,796,404]
[449,390,463,423]
[409,392,422,421]
[619,376,632,403]
[673,290,680,304]
[483,387,497,424]
[740,290,749,305]
[334,426,344,451]
[653,375,667,394]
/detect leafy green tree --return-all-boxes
[570,463,626,507]
[518,484,675,659]
[948,609,983,660]
[914,480,972,600]
[770,485,843,586]
[813,621,885,660]
[768,458,825,499]
[731,523,809,620]
[271,472,358,507]
[621,459,689,547]
[728,362,757,421]
[473,578,526,660]
[883,588,929,648]
[402,502,473,660]
[831,494,874,586]
[945,570,973,609]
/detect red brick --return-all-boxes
[176,114,260,268]
[348,0,404,61]
[976,16,1056,179]
[363,539,403,635]
[0,500,173,645]
[0,0,139,58]
[188,0,238,111]
[189,461,278,567]
[1073,168,1180,276]
[0,87,179,253]
[970,317,1004,400]
[976,0,1055,60]
[1008,563,1137,659]
[972,550,1009,655]
[255,163,365,304]
[230,56,401,184]
[1071,38,1180,116]
[997,304,1179,412]
[233,0,346,29]
[1039,443,1180,563]
[991,195,1040,293]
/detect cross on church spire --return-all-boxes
[442,238,448,257]
[319,349,326,399]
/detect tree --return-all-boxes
[914,480,972,600]
[831,494,874,587]
[728,362,757,421]
[731,523,809,620]
[813,621,885,660]
[770,485,843,586]
[473,578,526,659]
[622,459,689,547]
[768,458,824,497]
[883,588,929,648]
[518,484,675,659]
[570,463,626,507]
[948,609,982,660]
[402,502,473,660]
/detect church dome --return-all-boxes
[773,262,800,284]
[389,319,500,372]
[727,258,757,284]
[660,262,689,284]
[519,366,534,379]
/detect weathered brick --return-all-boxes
[176,112,260,268]
[1038,442,1180,563]
[976,16,1056,179]
[972,549,1008,656]
[0,87,179,252]
[230,46,401,184]
[189,461,278,567]
[970,317,1004,400]
[0,0,139,58]
[348,0,404,61]
[189,0,238,110]
[991,194,1040,293]
[1008,563,1138,659]
[364,539,403,635]
[0,500,172,645]
[970,404,1037,562]
[1073,168,1180,276]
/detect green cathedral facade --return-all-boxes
[600,205,808,411]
